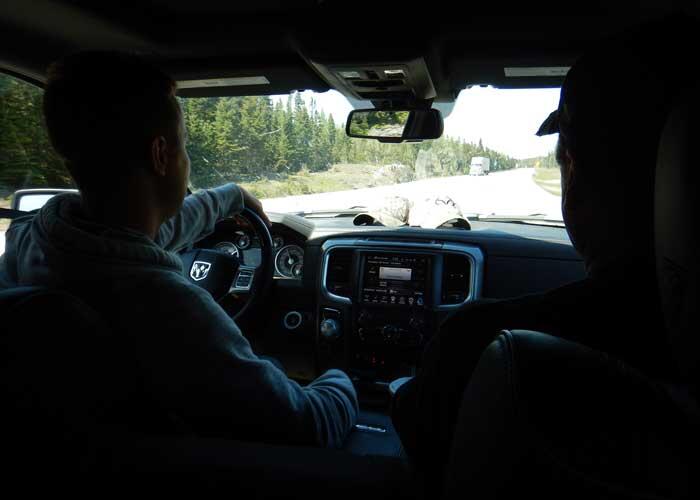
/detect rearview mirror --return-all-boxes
[346,109,443,143]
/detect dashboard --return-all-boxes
[198,214,306,280]
[317,238,485,382]
[199,212,585,385]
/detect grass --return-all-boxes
[533,167,561,196]
[240,164,398,199]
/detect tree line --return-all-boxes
[519,150,559,169]
[181,93,519,188]
[1,73,521,198]
[0,75,72,198]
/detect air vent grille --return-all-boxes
[326,249,353,299]
[441,254,471,304]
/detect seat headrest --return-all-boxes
[655,89,700,386]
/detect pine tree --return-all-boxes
[2,74,526,197]
[211,97,245,183]
[272,100,290,174]
[0,75,70,194]
[292,92,313,170]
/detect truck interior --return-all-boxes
[0,1,697,498]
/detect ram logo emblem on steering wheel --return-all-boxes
[190,261,212,281]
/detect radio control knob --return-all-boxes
[358,309,373,326]
[409,317,424,331]
[320,319,341,340]
[382,325,399,343]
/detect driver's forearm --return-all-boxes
[156,183,244,252]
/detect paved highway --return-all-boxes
[0,168,562,256]
[262,167,562,220]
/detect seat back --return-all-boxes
[442,23,700,500]
[0,287,136,486]
[0,286,416,497]
[655,85,700,392]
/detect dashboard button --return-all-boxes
[283,311,303,330]
[320,319,341,340]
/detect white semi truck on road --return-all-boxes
[469,156,490,176]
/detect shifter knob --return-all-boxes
[320,319,341,340]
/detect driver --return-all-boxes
[0,51,358,448]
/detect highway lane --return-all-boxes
[0,168,562,256]
[262,167,562,220]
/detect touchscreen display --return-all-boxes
[362,254,429,307]
[379,266,412,281]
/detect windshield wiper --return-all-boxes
[474,213,565,227]
[293,207,367,218]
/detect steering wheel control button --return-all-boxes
[320,318,341,340]
[233,268,254,291]
[283,311,303,330]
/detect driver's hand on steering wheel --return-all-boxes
[239,186,271,227]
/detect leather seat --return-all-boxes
[0,286,415,498]
[442,90,700,499]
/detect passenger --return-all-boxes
[392,19,696,482]
[0,52,358,448]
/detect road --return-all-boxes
[262,167,562,219]
[0,168,561,256]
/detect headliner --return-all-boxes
[0,1,694,103]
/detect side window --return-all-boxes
[0,73,74,253]
[0,72,74,198]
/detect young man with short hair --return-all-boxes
[0,52,358,448]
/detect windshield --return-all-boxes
[183,87,563,223]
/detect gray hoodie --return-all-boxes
[0,184,358,448]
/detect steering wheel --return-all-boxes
[179,208,274,321]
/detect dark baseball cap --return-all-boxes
[534,58,607,141]
[536,16,697,140]
[534,15,696,143]
[535,108,560,137]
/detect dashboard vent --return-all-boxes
[326,249,354,299]
[441,254,472,305]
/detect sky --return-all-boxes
[278,86,561,160]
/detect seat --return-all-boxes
[441,89,700,499]
[0,286,415,498]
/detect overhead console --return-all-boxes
[316,238,483,383]
[307,58,437,108]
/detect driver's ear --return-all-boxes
[559,147,576,195]
[150,136,169,177]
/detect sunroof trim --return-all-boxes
[177,76,270,89]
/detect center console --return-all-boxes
[317,239,484,384]
[357,252,430,338]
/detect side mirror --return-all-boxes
[11,189,78,212]
[346,108,443,143]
